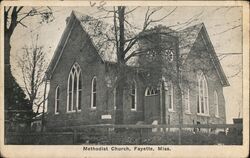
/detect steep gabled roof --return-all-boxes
[46,11,76,79]
[46,11,117,78]
[177,23,203,61]
[177,23,229,86]
[198,24,230,86]
[46,11,229,86]
[73,11,117,63]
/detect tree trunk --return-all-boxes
[4,32,12,111]
[114,79,125,125]
[114,6,126,125]
[4,24,33,132]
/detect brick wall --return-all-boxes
[181,31,226,125]
[46,19,113,129]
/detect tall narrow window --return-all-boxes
[67,63,82,112]
[197,71,209,115]
[78,72,82,110]
[184,88,190,113]
[91,76,97,109]
[114,87,116,110]
[55,86,60,114]
[214,91,219,117]
[73,72,77,111]
[168,82,174,111]
[131,80,137,111]
[68,75,73,111]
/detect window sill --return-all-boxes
[168,109,175,113]
[66,110,76,113]
[185,111,192,115]
[197,113,210,117]
[90,107,97,110]
[55,112,59,115]
[67,110,82,113]
[145,94,158,97]
[131,109,137,112]
[215,115,220,118]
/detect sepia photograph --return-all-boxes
[0,0,249,157]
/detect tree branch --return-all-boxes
[124,38,138,54]
[16,7,24,13]
[125,7,139,15]
[18,21,28,28]
[7,7,18,36]
[124,50,147,62]
[150,7,177,23]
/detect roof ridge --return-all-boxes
[72,10,88,18]
[177,22,204,32]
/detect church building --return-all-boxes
[45,11,229,130]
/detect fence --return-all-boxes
[5,124,242,145]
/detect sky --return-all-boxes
[9,6,242,123]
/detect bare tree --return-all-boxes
[18,34,48,116]
[4,7,53,66]
[81,8,239,145]
[76,7,240,140]
[85,6,180,124]
[4,6,53,131]
[4,7,53,107]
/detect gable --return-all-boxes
[177,23,203,62]
[73,11,117,63]
[200,26,229,86]
[46,11,105,79]
[184,25,229,87]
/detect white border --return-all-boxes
[0,1,249,158]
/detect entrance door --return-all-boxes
[144,87,160,124]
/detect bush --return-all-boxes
[5,128,242,145]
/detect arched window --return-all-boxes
[168,82,174,111]
[131,80,137,111]
[78,73,82,110]
[145,87,158,96]
[55,86,60,114]
[214,91,219,117]
[197,71,209,115]
[67,63,82,112]
[113,87,117,110]
[163,81,174,111]
[91,76,97,109]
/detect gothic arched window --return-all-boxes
[55,86,60,114]
[168,82,174,111]
[145,87,158,96]
[91,76,97,109]
[131,80,137,111]
[67,63,82,112]
[197,71,209,115]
